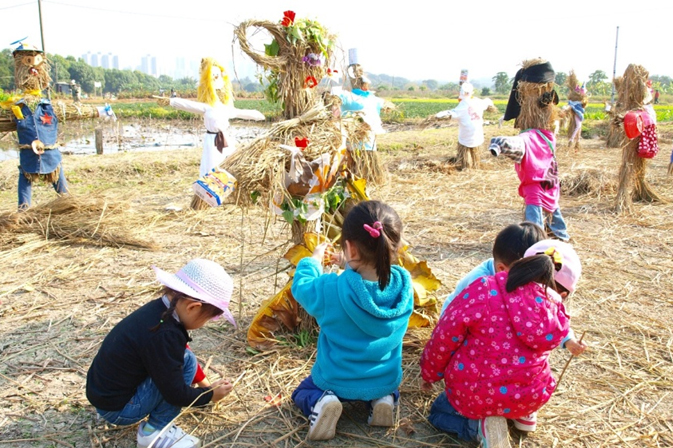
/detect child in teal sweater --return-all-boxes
[291,200,414,441]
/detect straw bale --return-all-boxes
[560,169,617,198]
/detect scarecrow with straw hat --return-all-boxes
[155,57,266,209]
[488,59,570,241]
[0,39,116,209]
[434,81,496,170]
[562,70,588,150]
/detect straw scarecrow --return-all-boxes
[225,12,438,348]
[156,57,265,210]
[563,70,588,150]
[434,81,495,170]
[0,40,115,209]
[489,59,570,241]
[330,49,392,183]
[614,64,663,213]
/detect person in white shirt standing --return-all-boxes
[435,82,495,170]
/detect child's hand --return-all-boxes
[420,380,434,393]
[210,378,233,403]
[565,338,588,356]
[312,243,330,265]
[327,246,346,269]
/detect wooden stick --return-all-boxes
[557,330,587,386]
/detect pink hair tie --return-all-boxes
[363,221,383,238]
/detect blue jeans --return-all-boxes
[427,392,479,442]
[524,204,569,241]
[96,349,197,430]
[291,375,400,417]
[18,164,68,209]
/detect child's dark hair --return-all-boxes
[341,200,402,291]
[150,286,223,331]
[493,222,546,267]
[505,255,557,294]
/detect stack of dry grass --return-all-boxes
[0,195,158,250]
[561,169,617,198]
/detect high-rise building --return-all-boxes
[112,55,119,70]
[101,53,111,69]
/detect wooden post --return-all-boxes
[95,128,103,154]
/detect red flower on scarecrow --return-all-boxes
[281,10,295,27]
[294,137,309,149]
[304,76,318,89]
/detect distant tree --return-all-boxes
[158,74,173,85]
[419,85,427,91]
[407,86,415,91]
[0,48,14,91]
[422,79,438,90]
[493,72,511,94]
[68,60,97,92]
[481,87,491,96]
[555,72,567,87]
[439,82,459,93]
[587,70,608,95]
[104,69,139,93]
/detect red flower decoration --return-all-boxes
[294,137,309,149]
[281,10,295,27]
[304,76,318,89]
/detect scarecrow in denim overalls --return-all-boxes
[2,41,114,209]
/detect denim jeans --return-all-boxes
[524,204,570,241]
[427,392,479,442]
[96,349,197,430]
[291,375,400,417]
[18,164,68,208]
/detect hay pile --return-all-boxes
[561,169,617,198]
[0,195,158,250]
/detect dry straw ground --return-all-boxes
[0,120,672,448]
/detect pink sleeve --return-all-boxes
[420,281,484,383]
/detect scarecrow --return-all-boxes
[0,40,115,209]
[434,81,496,169]
[226,13,440,349]
[613,65,663,213]
[489,59,570,241]
[156,57,265,209]
[563,70,588,150]
[331,48,392,183]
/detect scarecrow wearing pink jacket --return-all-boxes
[420,240,584,447]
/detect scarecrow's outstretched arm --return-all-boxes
[489,136,524,163]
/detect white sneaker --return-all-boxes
[308,391,342,441]
[477,416,511,448]
[137,422,201,448]
[513,412,538,432]
[368,394,395,426]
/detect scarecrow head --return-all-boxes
[197,57,233,107]
[12,41,51,93]
[617,64,651,109]
[504,59,559,131]
[459,82,474,101]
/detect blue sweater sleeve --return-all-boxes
[291,257,334,321]
[441,259,495,315]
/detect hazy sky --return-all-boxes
[1,0,670,85]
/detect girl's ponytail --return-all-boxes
[505,254,556,293]
[374,226,393,291]
[150,287,182,332]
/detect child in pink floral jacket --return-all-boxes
[420,241,584,447]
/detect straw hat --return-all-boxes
[153,259,236,327]
[524,240,582,293]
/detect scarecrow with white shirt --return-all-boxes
[435,82,495,169]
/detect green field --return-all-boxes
[110,98,673,122]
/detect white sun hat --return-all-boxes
[153,259,235,327]
[524,240,582,294]
[459,82,474,100]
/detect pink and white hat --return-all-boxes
[153,259,236,327]
[524,240,582,293]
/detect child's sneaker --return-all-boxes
[137,422,201,448]
[477,416,511,448]
[308,391,342,441]
[368,394,395,426]
[513,412,538,432]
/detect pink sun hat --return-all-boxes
[153,259,236,327]
[524,240,582,293]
